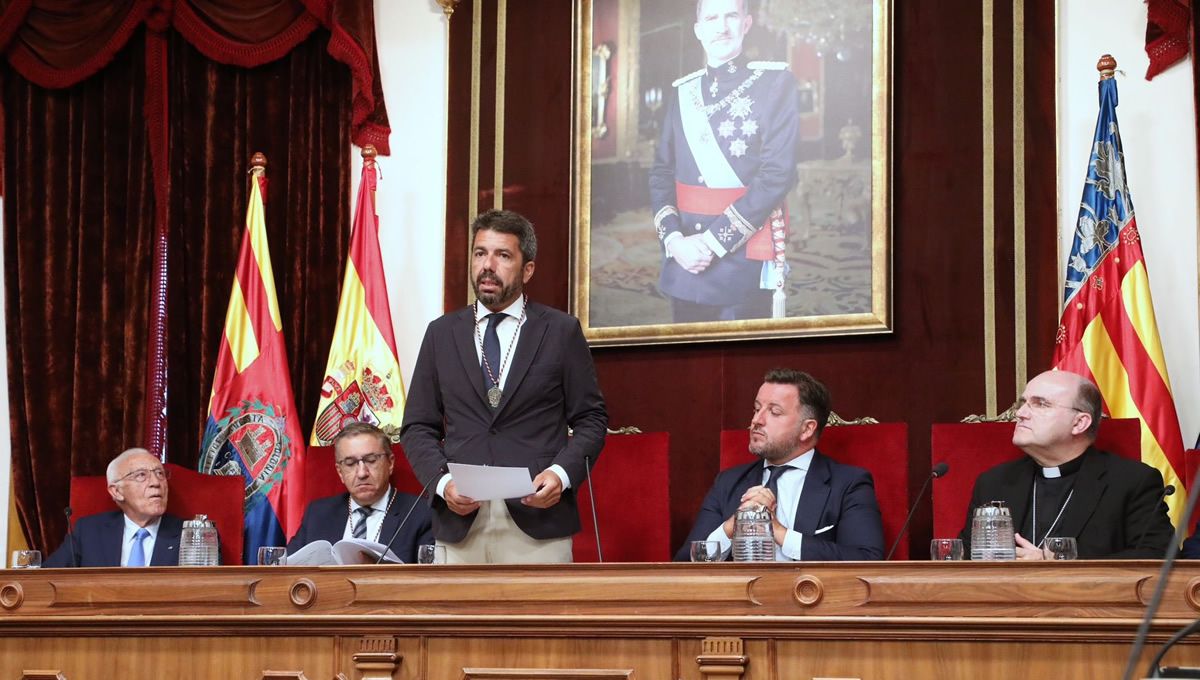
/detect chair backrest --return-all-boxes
[573,431,671,562]
[1186,449,1200,492]
[304,443,424,503]
[930,417,1142,538]
[719,423,910,559]
[69,462,245,566]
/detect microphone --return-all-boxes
[584,455,602,563]
[63,507,78,568]
[1123,474,1200,680]
[885,462,949,561]
[376,471,440,565]
[1134,484,1176,550]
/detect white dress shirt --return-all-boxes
[707,449,815,561]
[342,487,394,543]
[436,297,571,498]
[120,514,162,567]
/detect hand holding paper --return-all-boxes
[447,463,536,501]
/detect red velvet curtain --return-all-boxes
[1,0,387,551]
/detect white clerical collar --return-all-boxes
[1041,466,1061,478]
[475,295,525,323]
[763,448,815,472]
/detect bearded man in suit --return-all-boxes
[401,209,608,564]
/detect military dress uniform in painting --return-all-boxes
[649,55,802,322]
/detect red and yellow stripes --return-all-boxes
[1055,219,1186,526]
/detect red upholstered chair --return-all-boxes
[573,431,671,562]
[930,417,1142,539]
[304,444,424,504]
[69,462,245,566]
[719,423,911,559]
[1185,449,1200,492]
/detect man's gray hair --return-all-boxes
[106,447,154,484]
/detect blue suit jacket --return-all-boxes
[286,490,433,564]
[44,511,184,568]
[675,451,884,561]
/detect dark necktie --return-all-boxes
[481,312,504,394]
[352,506,373,540]
[765,465,791,504]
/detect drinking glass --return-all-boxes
[690,540,723,562]
[417,544,446,565]
[1044,536,1078,561]
[257,546,287,566]
[930,538,964,561]
[10,550,41,569]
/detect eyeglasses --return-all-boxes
[1015,396,1085,413]
[335,453,391,472]
[117,467,170,484]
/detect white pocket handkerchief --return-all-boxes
[814,524,835,535]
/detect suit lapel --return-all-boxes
[452,306,489,406]
[150,515,181,566]
[792,453,831,535]
[494,303,547,418]
[324,494,352,543]
[101,512,124,567]
[378,489,407,549]
[1053,449,1105,540]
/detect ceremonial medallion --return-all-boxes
[488,386,502,408]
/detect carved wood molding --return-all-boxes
[462,671,632,679]
[1,582,25,610]
[696,637,747,679]
[827,411,879,426]
[289,578,317,609]
[354,635,401,680]
[260,672,307,680]
[21,672,66,680]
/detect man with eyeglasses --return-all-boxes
[45,448,186,567]
[287,422,432,563]
[960,370,1173,559]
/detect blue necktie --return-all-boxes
[352,506,373,540]
[765,465,791,503]
[128,527,150,567]
[481,313,504,400]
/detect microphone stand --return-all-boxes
[584,455,602,563]
[1122,475,1200,680]
[376,471,440,565]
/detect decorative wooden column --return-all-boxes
[696,637,747,679]
[353,636,402,680]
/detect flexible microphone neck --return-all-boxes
[64,507,77,568]
[885,462,948,561]
[1135,484,1176,550]
[1123,476,1200,680]
[376,471,439,565]
[584,455,602,563]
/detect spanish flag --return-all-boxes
[1054,60,1186,527]
[311,149,405,445]
[199,158,308,563]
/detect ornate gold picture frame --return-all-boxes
[571,0,892,345]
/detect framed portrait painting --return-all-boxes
[572,0,892,345]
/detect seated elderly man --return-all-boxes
[675,368,885,561]
[960,369,1174,559]
[46,447,186,567]
[288,422,433,563]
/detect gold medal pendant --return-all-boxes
[487,386,502,408]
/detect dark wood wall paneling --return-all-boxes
[443,0,1059,556]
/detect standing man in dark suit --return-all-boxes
[960,370,1173,559]
[401,209,608,564]
[45,448,186,567]
[287,422,432,564]
[676,369,884,561]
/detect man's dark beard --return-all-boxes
[748,428,805,463]
[473,270,521,308]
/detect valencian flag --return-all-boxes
[1054,57,1187,526]
[311,148,405,445]
[199,156,308,563]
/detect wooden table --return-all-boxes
[2,561,1199,679]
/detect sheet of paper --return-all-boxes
[448,462,536,501]
[333,538,403,565]
[285,539,335,566]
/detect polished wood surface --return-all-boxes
[2,562,1199,679]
